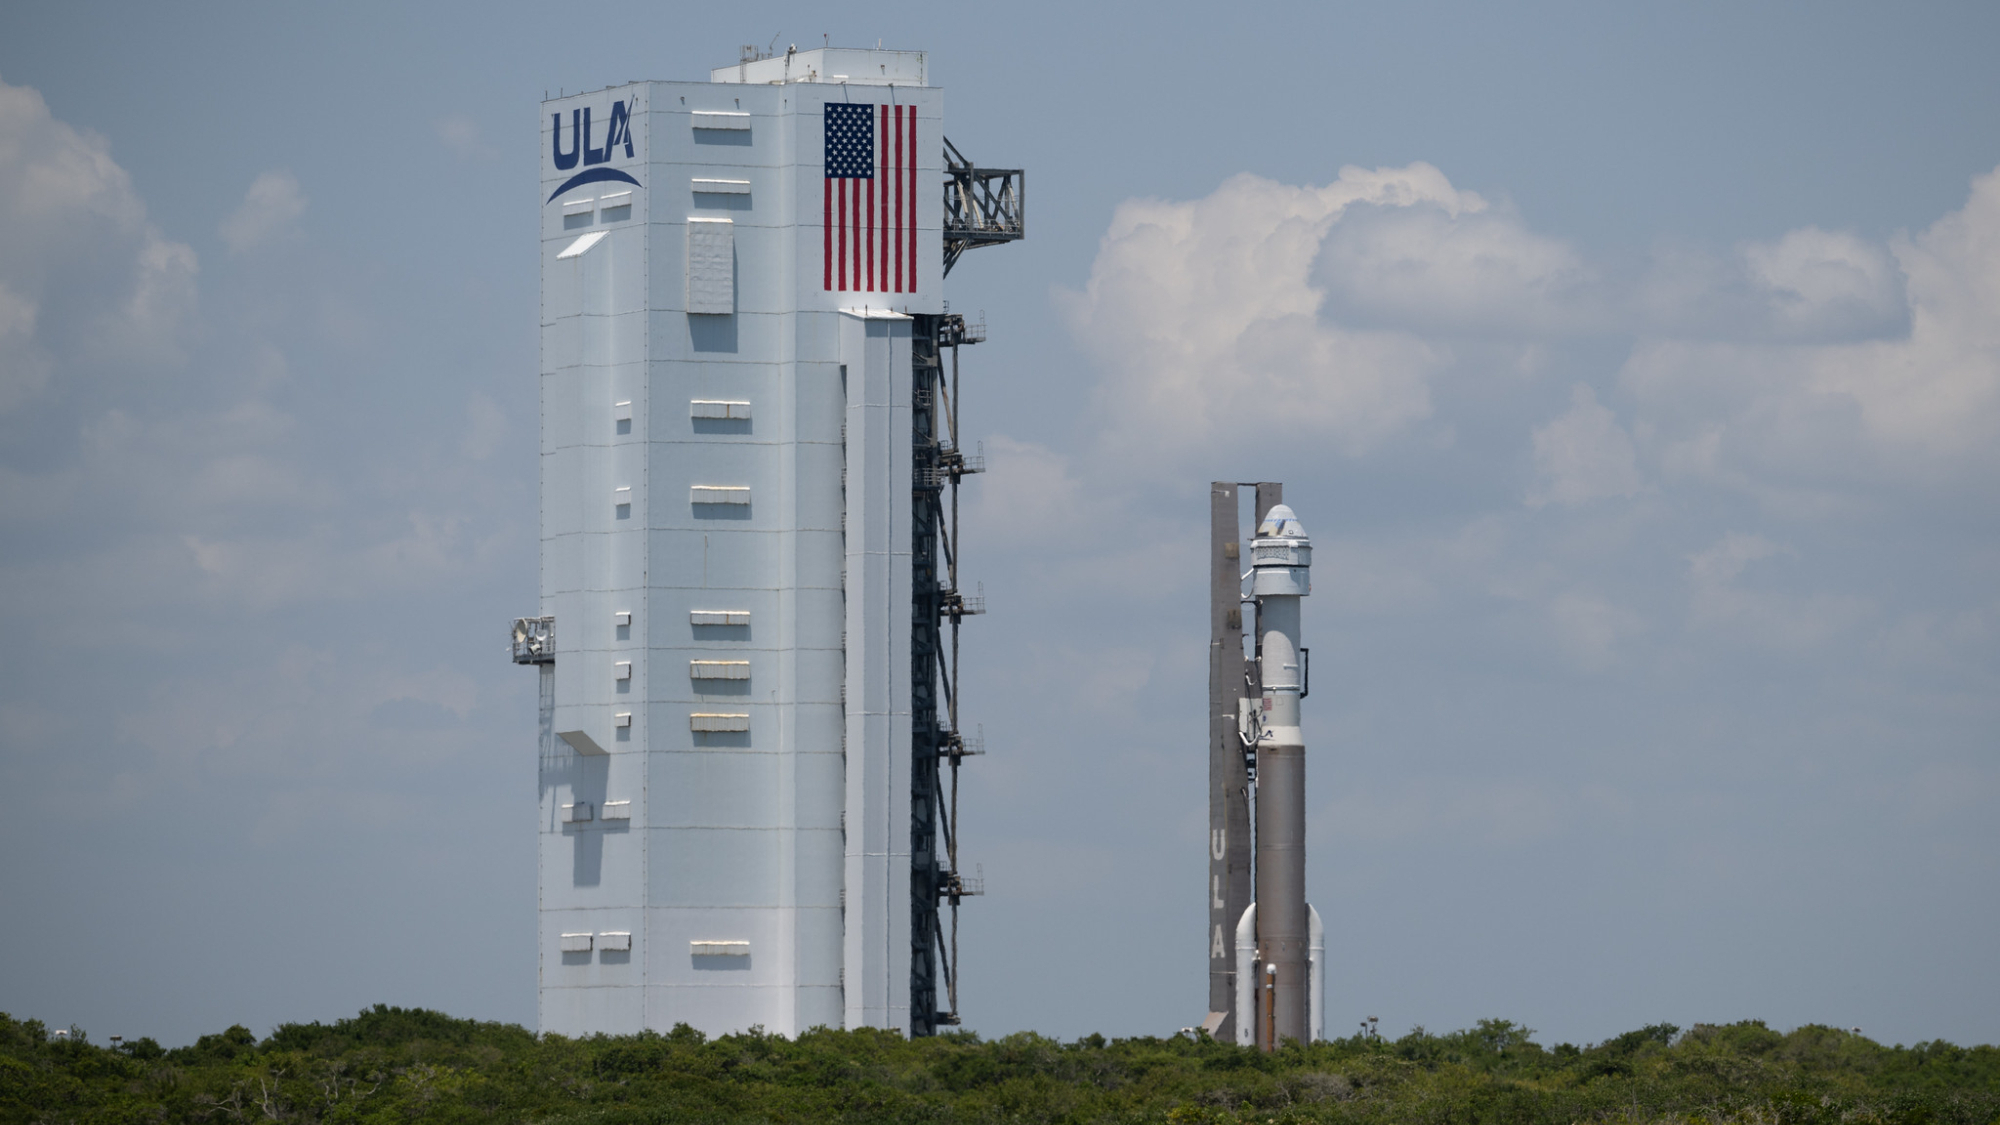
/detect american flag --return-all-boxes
[824,102,917,293]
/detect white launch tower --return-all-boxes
[512,47,1021,1039]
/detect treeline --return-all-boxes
[3,1006,1996,1125]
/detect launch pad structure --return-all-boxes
[1207,483,1324,1048]
[512,45,1022,1041]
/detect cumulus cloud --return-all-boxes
[1527,384,1641,507]
[1637,228,1908,344]
[219,169,307,252]
[1057,157,1944,499]
[1630,167,2000,491]
[1074,155,2000,502]
[1685,532,1871,650]
[0,75,198,403]
[0,80,506,631]
[0,283,46,411]
[967,435,1088,551]
[1314,196,1600,336]
[1059,165,1473,469]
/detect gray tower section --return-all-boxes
[1206,485,1251,1039]
[1207,483,1281,1040]
[533,51,940,1039]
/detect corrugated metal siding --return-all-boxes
[685,218,734,314]
[689,712,750,732]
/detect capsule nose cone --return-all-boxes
[1256,503,1306,539]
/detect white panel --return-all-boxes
[601,800,632,821]
[689,660,750,680]
[689,485,750,504]
[690,712,750,732]
[614,712,632,728]
[556,230,607,259]
[613,400,633,421]
[689,399,751,419]
[614,610,632,626]
[564,801,594,822]
[614,486,632,506]
[685,218,735,315]
[690,941,750,956]
[691,178,751,194]
[598,191,633,209]
[649,752,783,829]
[562,197,595,217]
[560,932,594,953]
[614,661,633,681]
[841,310,915,1032]
[690,111,751,129]
[598,931,633,951]
[690,610,751,626]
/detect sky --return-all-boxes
[1,0,1996,1050]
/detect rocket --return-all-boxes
[1248,503,1312,1047]
[1207,489,1323,1049]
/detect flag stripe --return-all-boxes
[888,105,896,296]
[906,104,916,292]
[900,103,908,290]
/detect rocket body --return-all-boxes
[1251,505,1311,1047]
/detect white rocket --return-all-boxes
[1231,503,1324,1047]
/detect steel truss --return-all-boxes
[910,312,987,1036]
[942,138,1024,277]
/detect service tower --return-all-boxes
[512,46,1022,1040]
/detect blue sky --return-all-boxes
[1,1,1996,1049]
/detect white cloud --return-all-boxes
[0,83,511,636]
[1314,197,1600,336]
[218,169,307,253]
[1745,227,1907,339]
[0,282,46,411]
[1637,228,1908,344]
[1630,166,2000,491]
[0,76,198,403]
[1059,165,1471,471]
[1527,384,1641,507]
[1688,531,1781,586]
[965,435,1088,552]
[1058,158,1931,495]
[1686,532,1871,649]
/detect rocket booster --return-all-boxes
[1252,503,1311,1047]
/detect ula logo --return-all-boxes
[547,99,642,203]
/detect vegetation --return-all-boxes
[3,1006,1996,1125]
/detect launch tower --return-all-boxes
[511,46,1022,1039]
